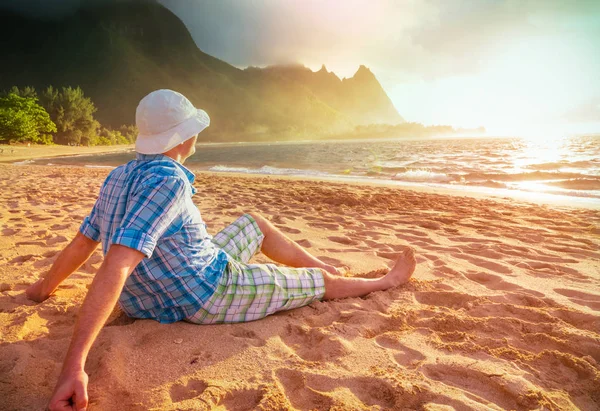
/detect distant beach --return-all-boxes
[0,143,133,165]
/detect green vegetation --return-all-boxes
[40,86,99,145]
[0,2,485,144]
[0,2,403,142]
[0,86,136,146]
[0,93,56,144]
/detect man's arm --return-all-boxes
[26,232,100,302]
[48,244,144,411]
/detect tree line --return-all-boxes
[0,86,137,146]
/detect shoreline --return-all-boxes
[9,135,599,211]
[194,170,600,211]
[8,157,599,210]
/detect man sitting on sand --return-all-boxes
[26,89,416,411]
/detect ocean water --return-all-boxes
[24,135,600,205]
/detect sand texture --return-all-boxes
[0,163,599,410]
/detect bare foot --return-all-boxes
[385,248,417,287]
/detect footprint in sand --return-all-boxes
[275,369,334,410]
[308,222,340,230]
[362,239,390,250]
[27,215,54,222]
[361,230,387,240]
[415,220,442,230]
[33,258,55,269]
[275,368,403,410]
[465,271,544,297]
[375,333,425,368]
[296,239,312,248]
[515,261,589,282]
[451,252,513,274]
[549,308,600,334]
[275,225,301,234]
[487,291,551,309]
[421,362,546,410]
[218,388,264,411]
[230,328,266,347]
[46,235,68,246]
[271,215,289,224]
[546,244,600,260]
[42,250,60,258]
[49,223,71,231]
[10,254,36,264]
[169,379,209,402]
[337,309,406,339]
[15,241,46,247]
[414,291,480,310]
[554,288,600,311]
[280,324,352,362]
[327,235,360,246]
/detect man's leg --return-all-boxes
[321,248,416,300]
[248,213,341,274]
[186,247,417,324]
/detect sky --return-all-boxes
[1,0,598,136]
[158,0,600,137]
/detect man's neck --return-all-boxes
[163,152,185,164]
[162,144,191,164]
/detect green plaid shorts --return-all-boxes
[186,214,326,324]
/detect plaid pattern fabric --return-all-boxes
[211,214,265,264]
[187,214,326,324]
[79,153,228,323]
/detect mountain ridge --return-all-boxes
[0,0,403,141]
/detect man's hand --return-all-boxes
[48,369,89,411]
[26,277,51,303]
[24,233,99,304]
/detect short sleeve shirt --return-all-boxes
[79,153,228,323]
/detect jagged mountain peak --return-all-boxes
[0,2,404,138]
[348,65,377,82]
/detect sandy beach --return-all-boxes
[0,144,133,165]
[0,162,599,410]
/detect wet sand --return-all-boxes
[0,163,598,410]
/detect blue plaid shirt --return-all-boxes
[79,153,228,323]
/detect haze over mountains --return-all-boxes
[0,0,404,141]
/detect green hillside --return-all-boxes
[0,0,403,141]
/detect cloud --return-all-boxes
[4,0,597,130]
[159,0,599,84]
[158,0,431,77]
[367,0,600,82]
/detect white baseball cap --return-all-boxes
[135,89,210,154]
